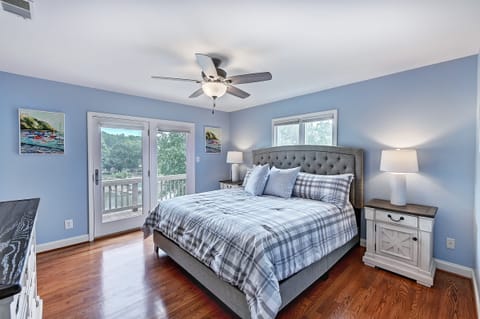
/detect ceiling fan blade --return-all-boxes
[151,76,200,83]
[195,53,218,79]
[227,86,250,99]
[227,72,272,84]
[188,88,204,98]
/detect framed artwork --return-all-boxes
[205,126,221,153]
[19,109,65,154]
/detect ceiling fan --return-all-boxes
[151,53,272,114]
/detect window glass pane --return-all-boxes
[156,131,187,201]
[275,123,299,146]
[100,126,143,222]
[305,119,333,145]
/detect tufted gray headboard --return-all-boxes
[252,145,364,208]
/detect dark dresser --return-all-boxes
[0,198,42,319]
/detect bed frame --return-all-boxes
[153,145,364,318]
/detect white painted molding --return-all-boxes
[36,234,89,253]
[360,238,366,247]
[434,258,473,278]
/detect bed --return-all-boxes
[144,145,364,318]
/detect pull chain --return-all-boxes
[211,96,217,115]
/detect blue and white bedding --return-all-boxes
[143,188,358,319]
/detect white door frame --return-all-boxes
[87,112,195,241]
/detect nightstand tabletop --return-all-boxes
[366,199,437,218]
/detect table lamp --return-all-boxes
[227,151,243,182]
[380,149,418,206]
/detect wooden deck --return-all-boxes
[37,231,477,319]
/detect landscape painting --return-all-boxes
[19,109,65,154]
[205,126,221,153]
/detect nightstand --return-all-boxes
[362,199,437,287]
[219,180,243,189]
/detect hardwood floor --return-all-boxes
[37,231,477,319]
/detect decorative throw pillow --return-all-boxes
[292,173,354,208]
[263,166,301,198]
[242,166,256,187]
[244,164,270,196]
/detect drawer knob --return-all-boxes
[387,214,404,222]
[412,237,418,241]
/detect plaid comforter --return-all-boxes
[143,189,358,319]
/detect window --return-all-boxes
[272,110,337,146]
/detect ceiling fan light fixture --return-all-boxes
[202,81,227,98]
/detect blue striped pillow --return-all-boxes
[292,173,354,208]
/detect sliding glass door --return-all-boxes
[90,118,149,237]
[88,113,195,239]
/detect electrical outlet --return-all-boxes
[64,219,73,230]
[446,237,455,249]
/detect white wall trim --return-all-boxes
[435,258,473,278]
[36,234,89,253]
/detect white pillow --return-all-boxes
[263,166,301,198]
[242,165,256,187]
[244,164,270,196]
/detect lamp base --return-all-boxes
[389,173,407,206]
[231,164,240,182]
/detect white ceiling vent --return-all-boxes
[1,0,33,19]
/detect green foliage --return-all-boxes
[305,120,333,145]
[101,131,142,179]
[276,124,299,145]
[276,120,333,146]
[205,130,218,141]
[101,130,187,200]
[20,114,56,131]
[100,130,187,181]
[157,132,186,175]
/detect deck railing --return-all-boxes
[102,174,187,215]
[157,174,187,201]
[103,178,142,214]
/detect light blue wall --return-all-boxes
[0,72,231,244]
[230,56,478,267]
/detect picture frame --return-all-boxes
[19,108,65,154]
[205,126,221,153]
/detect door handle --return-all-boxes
[94,169,100,185]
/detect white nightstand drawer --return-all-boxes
[376,209,417,228]
[375,222,418,265]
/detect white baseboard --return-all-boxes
[435,258,473,278]
[36,234,89,253]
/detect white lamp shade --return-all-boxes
[226,151,243,164]
[202,81,227,98]
[380,149,418,173]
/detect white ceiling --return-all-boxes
[0,1,479,112]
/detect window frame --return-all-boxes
[272,109,338,146]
